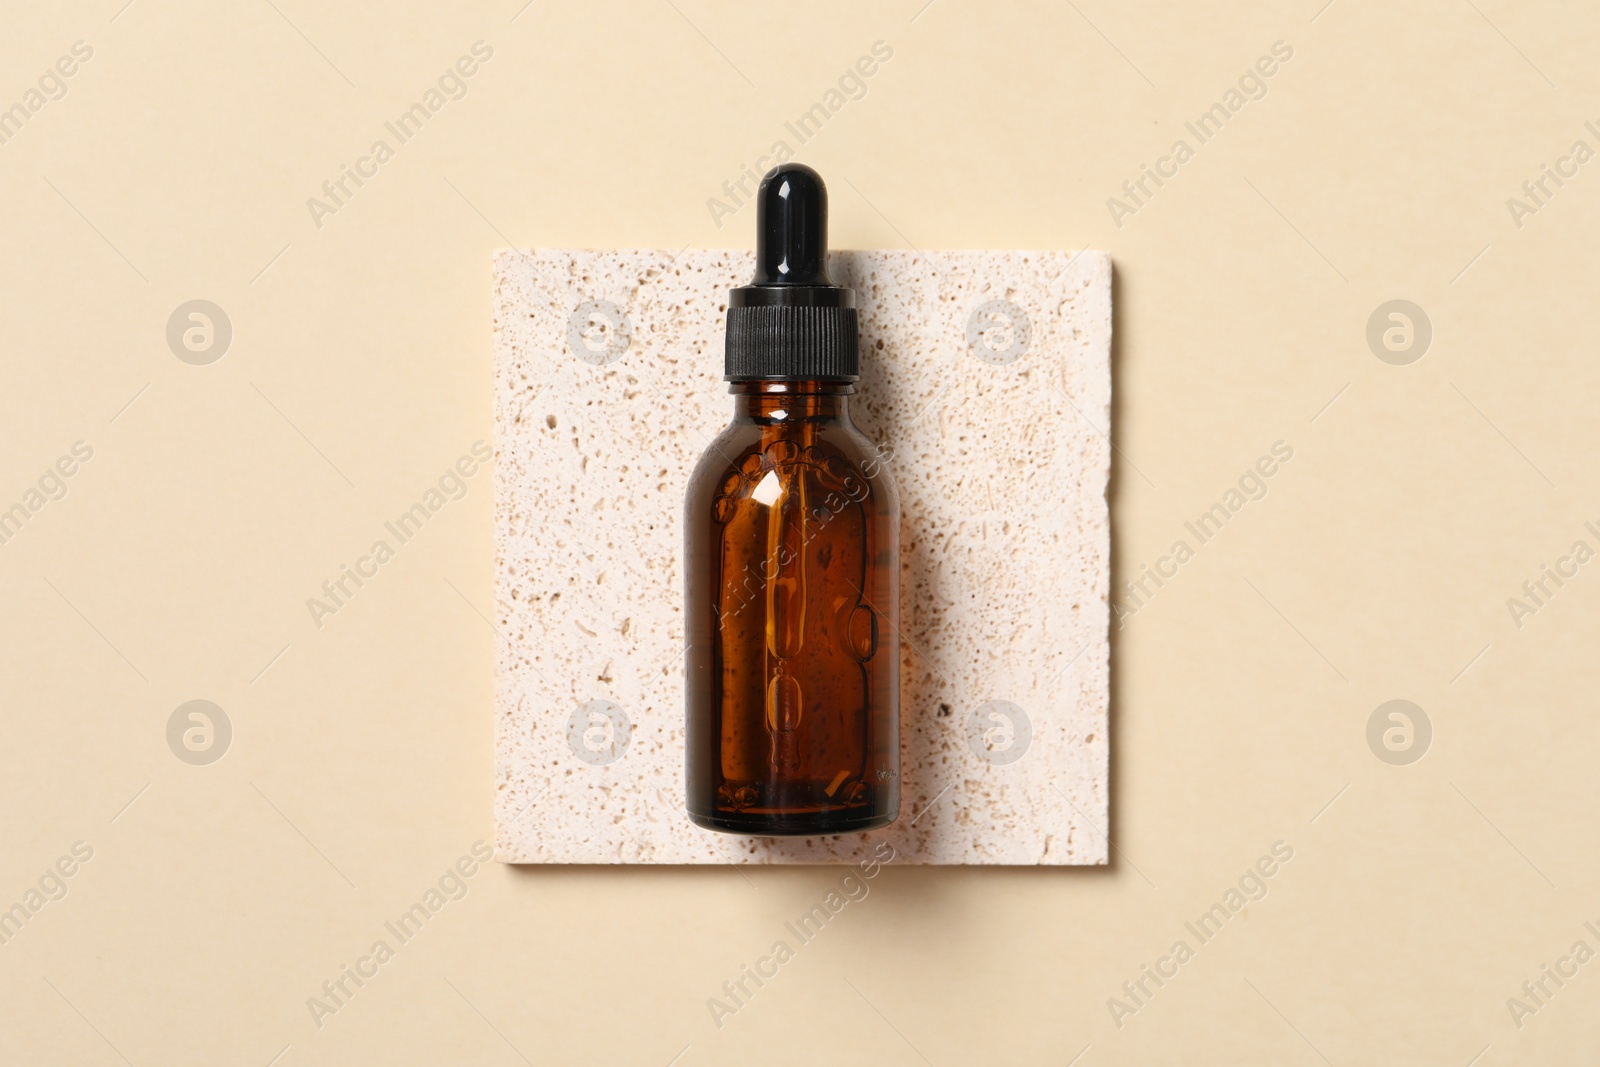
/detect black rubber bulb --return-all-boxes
[751,163,832,286]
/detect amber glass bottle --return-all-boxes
[685,164,900,836]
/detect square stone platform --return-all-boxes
[493,248,1110,864]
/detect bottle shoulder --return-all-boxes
[686,418,898,515]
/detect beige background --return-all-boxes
[1,1,1596,1064]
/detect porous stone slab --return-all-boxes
[493,248,1110,864]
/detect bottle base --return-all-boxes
[688,807,897,837]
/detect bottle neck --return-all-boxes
[729,380,854,422]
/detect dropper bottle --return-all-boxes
[684,163,901,836]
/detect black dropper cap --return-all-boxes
[725,164,859,381]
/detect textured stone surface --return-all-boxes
[493,249,1110,864]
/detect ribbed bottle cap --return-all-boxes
[724,164,859,381]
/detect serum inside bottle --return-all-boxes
[684,164,900,836]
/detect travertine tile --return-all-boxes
[493,249,1110,864]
